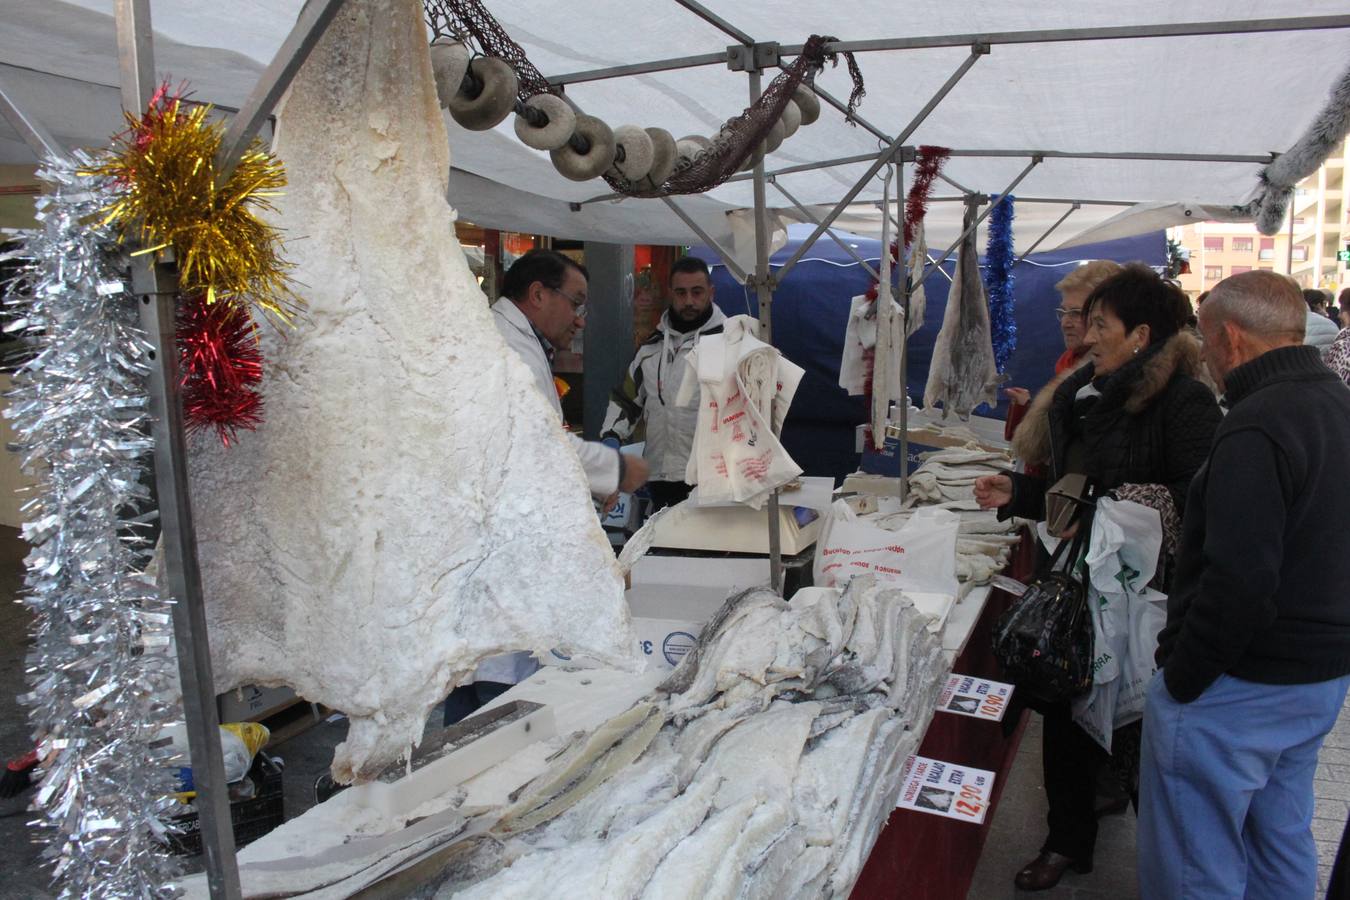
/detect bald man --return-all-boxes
[1139,271,1350,898]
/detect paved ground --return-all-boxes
[969,695,1350,899]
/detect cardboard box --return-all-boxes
[545,557,767,671]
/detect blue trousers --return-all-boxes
[1137,671,1350,899]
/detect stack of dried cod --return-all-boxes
[870,448,1019,589]
[208,577,945,898]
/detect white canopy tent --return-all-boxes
[4,0,1349,269]
[3,4,1349,894]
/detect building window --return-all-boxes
[1230,265,1252,275]
[1294,217,1306,226]
[1203,236,1224,252]
[1232,237,1253,253]
[1204,266,1223,281]
[1258,237,1275,261]
[1292,246,1308,262]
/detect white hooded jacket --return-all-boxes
[601,305,727,482]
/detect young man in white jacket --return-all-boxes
[601,256,727,509]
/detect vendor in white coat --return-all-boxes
[601,256,727,509]
[491,248,649,504]
[448,250,647,723]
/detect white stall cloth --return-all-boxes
[677,315,805,509]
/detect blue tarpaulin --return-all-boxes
[693,224,1167,481]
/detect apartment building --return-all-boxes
[1173,137,1348,301]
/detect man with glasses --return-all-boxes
[492,248,649,503]
[1004,260,1124,439]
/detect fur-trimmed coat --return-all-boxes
[1003,332,1222,522]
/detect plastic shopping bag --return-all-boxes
[814,501,960,597]
[1114,587,1167,727]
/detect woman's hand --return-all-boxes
[973,474,1013,509]
[1004,387,1032,406]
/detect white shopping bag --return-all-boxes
[678,316,805,509]
[814,501,960,598]
[1072,498,1166,751]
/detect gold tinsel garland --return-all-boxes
[92,95,299,323]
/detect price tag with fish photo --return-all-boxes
[936,674,1014,722]
[896,756,996,825]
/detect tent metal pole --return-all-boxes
[548,16,1350,88]
[114,2,241,897]
[895,159,909,503]
[1014,202,1080,266]
[672,0,755,46]
[771,180,879,280]
[946,148,1275,164]
[774,48,986,284]
[805,83,892,143]
[659,196,750,282]
[792,16,1350,55]
[216,0,350,180]
[936,170,976,195]
[0,76,69,162]
[920,157,1041,285]
[548,52,727,86]
[930,195,1136,206]
[747,69,783,595]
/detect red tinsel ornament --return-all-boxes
[177,294,264,446]
[903,145,951,249]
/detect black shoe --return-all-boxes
[1014,851,1093,891]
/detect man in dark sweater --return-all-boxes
[1138,270,1350,899]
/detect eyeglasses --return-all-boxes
[1054,307,1084,322]
[550,286,588,320]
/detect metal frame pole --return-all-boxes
[659,196,750,282]
[114,1,241,895]
[0,77,69,162]
[1014,202,1080,266]
[919,157,1042,284]
[747,69,784,594]
[774,47,987,283]
[771,180,879,280]
[547,16,1350,87]
[895,159,909,503]
[216,0,350,179]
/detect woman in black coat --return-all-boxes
[975,265,1222,891]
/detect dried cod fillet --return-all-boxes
[188,0,632,783]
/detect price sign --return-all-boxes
[936,674,1014,722]
[897,756,996,824]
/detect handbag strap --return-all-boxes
[1043,510,1092,577]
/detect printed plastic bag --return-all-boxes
[1071,498,1166,750]
[814,501,960,597]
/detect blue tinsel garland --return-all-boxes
[985,193,1017,372]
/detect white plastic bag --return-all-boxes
[814,502,960,597]
[678,316,805,509]
[1071,498,1166,750]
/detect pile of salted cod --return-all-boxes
[417,576,946,898]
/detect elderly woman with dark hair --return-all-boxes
[974,264,1222,890]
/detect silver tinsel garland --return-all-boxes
[4,152,183,897]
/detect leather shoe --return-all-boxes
[1014,851,1092,891]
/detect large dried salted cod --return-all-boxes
[922,200,1001,419]
[188,0,632,783]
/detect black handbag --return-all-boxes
[992,525,1094,704]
